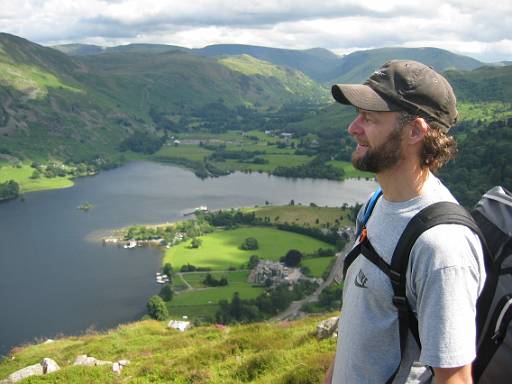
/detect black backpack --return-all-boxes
[343,186,512,383]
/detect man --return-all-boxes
[324,60,486,383]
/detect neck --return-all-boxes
[376,162,431,202]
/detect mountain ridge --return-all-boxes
[52,41,488,84]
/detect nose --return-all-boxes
[348,114,364,136]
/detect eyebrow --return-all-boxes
[357,108,375,118]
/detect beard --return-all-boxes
[351,126,404,173]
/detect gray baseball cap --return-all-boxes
[331,60,458,131]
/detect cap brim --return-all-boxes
[331,84,400,112]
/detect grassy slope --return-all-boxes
[163,227,334,270]
[0,164,73,192]
[218,54,329,102]
[0,315,336,383]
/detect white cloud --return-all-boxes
[0,0,510,62]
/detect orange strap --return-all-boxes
[359,227,368,243]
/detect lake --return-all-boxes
[0,161,377,356]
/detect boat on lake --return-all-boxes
[123,240,137,249]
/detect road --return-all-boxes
[270,240,353,321]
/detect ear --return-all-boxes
[408,117,428,144]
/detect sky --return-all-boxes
[1,0,511,62]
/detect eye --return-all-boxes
[362,113,373,123]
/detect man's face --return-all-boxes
[347,110,406,173]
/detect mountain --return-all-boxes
[51,43,105,56]
[54,42,488,86]
[78,49,328,115]
[194,44,342,83]
[329,47,484,84]
[194,44,488,85]
[52,43,187,56]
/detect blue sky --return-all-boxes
[1,0,511,62]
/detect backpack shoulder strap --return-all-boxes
[355,187,383,239]
[391,201,481,274]
[386,201,483,383]
[345,187,383,279]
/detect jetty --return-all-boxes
[183,205,208,216]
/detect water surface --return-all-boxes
[0,161,377,355]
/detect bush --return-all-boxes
[240,237,259,250]
[147,295,169,320]
[190,238,202,248]
[203,273,228,287]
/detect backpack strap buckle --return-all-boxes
[392,296,409,312]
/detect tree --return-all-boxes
[0,180,19,202]
[281,249,303,267]
[159,284,174,301]
[163,263,173,276]
[147,295,169,320]
[240,237,259,250]
[230,292,243,320]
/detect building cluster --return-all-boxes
[248,260,301,286]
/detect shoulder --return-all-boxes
[410,223,484,277]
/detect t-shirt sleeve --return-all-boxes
[407,224,485,368]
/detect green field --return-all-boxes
[212,153,311,173]
[154,145,213,161]
[0,164,74,193]
[180,271,249,288]
[301,257,335,277]
[171,284,263,307]
[168,271,264,319]
[163,227,334,270]
[246,205,353,227]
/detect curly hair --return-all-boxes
[398,112,457,172]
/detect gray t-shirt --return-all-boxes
[332,175,486,383]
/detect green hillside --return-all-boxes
[218,54,329,102]
[0,315,336,383]
[0,33,133,162]
[0,33,329,163]
[444,65,512,102]
[81,50,329,114]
